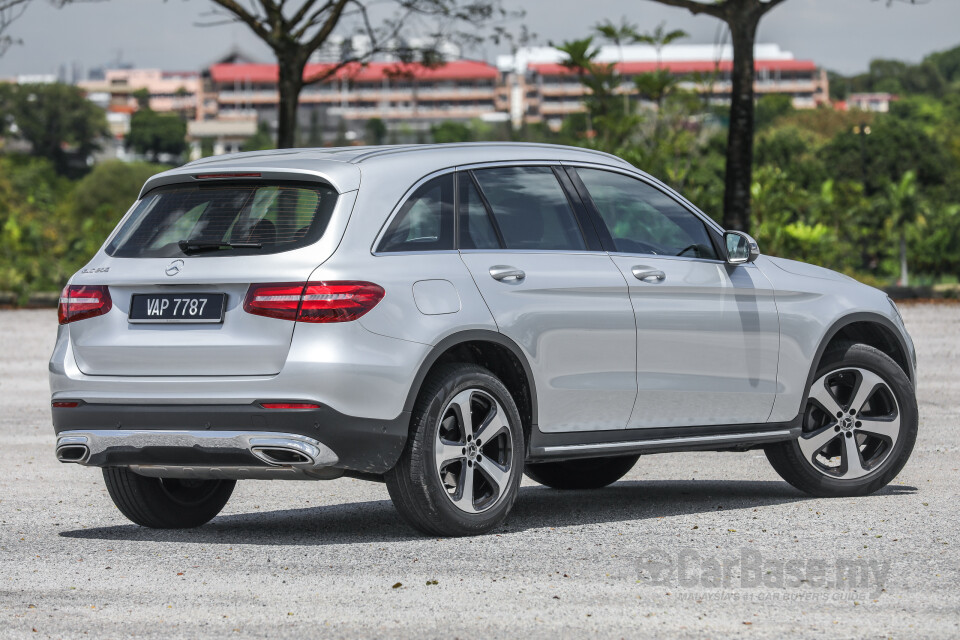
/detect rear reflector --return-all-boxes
[243,281,384,323]
[58,285,112,324]
[259,402,322,410]
[52,401,80,408]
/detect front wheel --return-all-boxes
[102,467,235,528]
[765,342,917,497]
[385,363,524,536]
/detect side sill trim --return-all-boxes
[531,428,797,460]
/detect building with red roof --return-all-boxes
[497,43,828,129]
[204,59,504,138]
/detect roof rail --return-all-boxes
[347,141,625,164]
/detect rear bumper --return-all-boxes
[52,403,410,475]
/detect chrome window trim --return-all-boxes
[604,251,730,266]
[458,248,606,256]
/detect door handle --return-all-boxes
[489,265,525,282]
[632,266,666,282]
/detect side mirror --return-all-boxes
[724,231,760,265]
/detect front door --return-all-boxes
[570,166,780,428]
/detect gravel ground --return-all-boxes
[1,305,958,639]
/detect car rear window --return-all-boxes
[106,181,338,258]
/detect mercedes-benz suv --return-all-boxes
[50,143,918,536]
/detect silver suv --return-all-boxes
[50,143,918,536]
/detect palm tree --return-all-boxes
[634,21,689,68]
[555,37,601,135]
[886,171,919,286]
[633,22,688,134]
[594,18,641,113]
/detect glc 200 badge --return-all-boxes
[165,259,184,276]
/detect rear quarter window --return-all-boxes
[106,181,338,258]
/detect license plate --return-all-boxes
[128,293,226,324]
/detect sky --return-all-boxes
[1,0,959,78]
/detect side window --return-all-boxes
[378,174,454,252]
[577,168,718,260]
[471,166,586,251]
[458,173,501,250]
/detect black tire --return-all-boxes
[385,363,524,536]
[525,454,639,490]
[765,342,917,497]
[102,467,235,529]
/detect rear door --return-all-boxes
[457,165,637,433]
[69,179,346,376]
[568,166,780,428]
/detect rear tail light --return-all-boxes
[58,285,112,324]
[52,401,81,408]
[243,281,384,323]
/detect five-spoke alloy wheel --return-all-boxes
[434,388,515,514]
[386,363,524,536]
[766,342,917,497]
[800,367,901,480]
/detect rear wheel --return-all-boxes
[386,363,524,536]
[524,455,639,490]
[765,342,917,497]
[102,467,235,528]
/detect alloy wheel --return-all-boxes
[798,367,901,480]
[433,388,514,514]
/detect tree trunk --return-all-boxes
[899,232,909,287]
[722,11,760,233]
[277,54,306,149]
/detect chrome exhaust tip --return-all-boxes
[56,435,91,464]
[249,437,322,467]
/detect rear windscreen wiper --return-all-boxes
[178,240,263,254]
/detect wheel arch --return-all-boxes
[404,330,537,442]
[806,312,915,400]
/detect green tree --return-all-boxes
[6,83,108,175]
[754,93,794,130]
[884,171,919,286]
[242,120,275,152]
[821,117,951,195]
[594,17,641,113]
[555,37,601,135]
[364,117,387,145]
[926,43,960,84]
[634,21,688,67]
[127,108,187,161]
[430,121,473,143]
[63,160,165,262]
[131,87,151,110]
[642,0,789,233]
